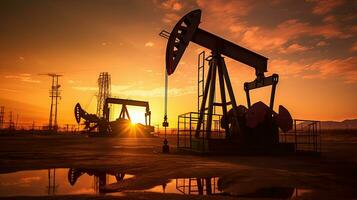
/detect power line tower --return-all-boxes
[97,72,111,117]
[0,106,4,129]
[41,73,62,131]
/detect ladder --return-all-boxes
[198,51,205,113]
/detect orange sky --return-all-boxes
[0,0,356,127]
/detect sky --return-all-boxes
[0,0,356,128]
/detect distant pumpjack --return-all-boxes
[74,103,111,135]
[74,97,154,137]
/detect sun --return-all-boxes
[129,110,146,125]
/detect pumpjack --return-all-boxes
[165,9,294,153]
[74,97,154,137]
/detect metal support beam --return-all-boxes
[220,56,240,136]
[205,57,217,138]
[195,53,240,139]
[217,59,229,138]
[195,62,213,137]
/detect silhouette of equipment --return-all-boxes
[68,168,126,194]
[74,97,154,137]
[166,9,293,151]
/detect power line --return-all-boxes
[40,73,62,131]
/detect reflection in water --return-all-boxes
[68,168,127,194]
[157,177,221,195]
[0,170,312,198]
[47,169,57,195]
[147,177,311,199]
[0,168,131,196]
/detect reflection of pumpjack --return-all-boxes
[176,177,295,198]
[74,97,154,136]
[176,177,220,195]
[47,168,58,195]
[67,168,126,194]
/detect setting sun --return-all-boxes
[127,109,146,125]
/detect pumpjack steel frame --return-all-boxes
[195,52,239,139]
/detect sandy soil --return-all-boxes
[0,132,356,199]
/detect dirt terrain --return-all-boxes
[0,131,356,200]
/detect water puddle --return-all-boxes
[0,169,312,199]
[0,168,133,196]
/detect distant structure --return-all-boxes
[8,111,14,130]
[41,73,62,131]
[0,106,4,129]
[96,72,111,117]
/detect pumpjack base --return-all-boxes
[178,138,296,156]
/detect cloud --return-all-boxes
[269,56,357,84]
[145,42,154,47]
[304,57,357,83]
[155,0,184,11]
[323,15,337,23]
[351,42,357,52]
[112,84,195,98]
[280,43,311,54]
[196,0,252,34]
[0,88,18,92]
[310,0,344,15]
[111,85,132,92]
[316,41,328,47]
[154,0,185,23]
[194,1,350,55]
[197,0,252,17]
[71,86,97,91]
[72,83,195,98]
[4,74,40,83]
[239,19,346,53]
[269,59,307,77]
[162,13,180,23]
[112,86,196,98]
[101,41,112,46]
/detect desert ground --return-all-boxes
[0,131,356,200]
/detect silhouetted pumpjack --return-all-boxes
[74,97,154,137]
[165,9,293,146]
